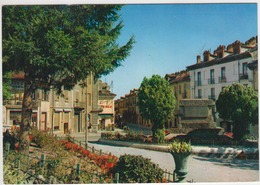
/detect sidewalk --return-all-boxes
[98,138,259,159]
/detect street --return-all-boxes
[87,142,259,182]
[66,128,259,183]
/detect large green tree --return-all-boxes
[216,83,258,140]
[137,75,176,143]
[2,72,12,100]
[2,5,134,150]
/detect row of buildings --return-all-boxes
[115,36,258,135]
[2,36,258,135]
[3,73,116,134]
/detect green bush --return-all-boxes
[110,154,164,183]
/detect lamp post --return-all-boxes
[85,77,88,144]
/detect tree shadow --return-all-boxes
[192,154,259,171]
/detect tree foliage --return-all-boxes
[137,75,176,143]
[2,5,134,151]
[3,5,134,93]
[216,83,258,140]
[2,72,12,100]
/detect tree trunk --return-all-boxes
[151,123,165,143]
[19,77,33,154]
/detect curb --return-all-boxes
[98,138,259,159]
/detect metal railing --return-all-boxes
[3,142,118,184]
[218,76,227,83]
[208,78,215,84]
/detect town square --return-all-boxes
[1,1,259,184]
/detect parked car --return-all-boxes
[173,127,234,145]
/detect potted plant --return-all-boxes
[169,140,192,183]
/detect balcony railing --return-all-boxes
[208,95,216,100]
[3,99,22,106]
[208,78,215,84]
[218,76,227,83]
[239,73,248,80]
[195,80,202,86]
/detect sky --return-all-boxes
[100,3,258,98]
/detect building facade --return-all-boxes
[187,37,257,102]
[114,89,150,127]
[2,72,116,134]
[186,37,258,131]
[165,70,191,128]
[98,81,116,130]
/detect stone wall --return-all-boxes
[178,99,216,133]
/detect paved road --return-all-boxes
[87,142,259,183]
[61,130,259,183]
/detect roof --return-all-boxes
[169,71,190,84]
[11,72,25,79]
[186,51,252,70]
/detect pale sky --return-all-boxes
[100,3,258,98]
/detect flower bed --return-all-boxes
[60,140,118,172]
[101,130,173,144]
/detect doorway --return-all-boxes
[74,113,80,133]
[41,112,47,131]
[64,123,69,134]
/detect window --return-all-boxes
[11,80,24,89]
[242,62,248,75]
[183,84,187,98]
[88,93,91,106]
[220,67,226,83]
[42,89,49,101]
[76,92,79,102]
[197,72,201,86]
[240,62,249,80]
[210,88,215,100]
[179,85,181,94]
[221,67,226,78]
[54,112,60,130]
[209,69,215,84]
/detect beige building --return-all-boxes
[2,72,114,134]
[114,89,150,127]
[98,80,116,130]
[165,70,191,128]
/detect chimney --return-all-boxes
[197,55,201,64]
[232,40,241,54]
[203,50,210,62]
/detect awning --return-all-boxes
[98,114,113,118]
[54,108,63,112]
[63,109,72,112]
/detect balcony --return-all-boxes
[208,78,215,84]
[239,73,248,80]
[208,95,216,100]
[218,76,227,83]
[3,99,22,106]
[195,80,202,86]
